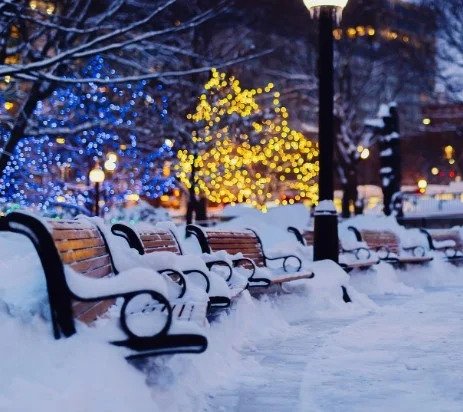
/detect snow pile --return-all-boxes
[281,260,377,318]
[106,201,171,225]
[0,312,159,412]
[349,262,416,296]
[397,259,463,290]
[0,233,49,320]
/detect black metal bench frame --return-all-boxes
[111,223,233,310]
[0,212,207,359]
[186,224,311,286]
[348,226,432,266]
[287,226,377,272]
[185,225,354,302]
[419,228,463,262]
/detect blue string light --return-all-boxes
[0,56,177,213]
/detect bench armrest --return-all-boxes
[265,254,302,272]
[401,245,426,257]
[206,260,234,282]
[64,266,168,300]
[157,269,188,299]
[64,267,173,340]
[419,228,458,257]
[181,269,211,293]
[341,246,372,260]
[231,257,270,286]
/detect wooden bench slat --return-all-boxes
[139,233,174,241]
[206,239,260,247]
[142,239,179,249]
[53,228,101,241]
[55,237,105,252]
[50,221,91,230]
[74,300,115,324]
[75,264,113,279]
[270,272,314,285]
[398,256,433,264]
[209,246,263,255]
[69,255,111,274]
[144,247,180,254]
[61,246,108,264]
[206,233,255,240]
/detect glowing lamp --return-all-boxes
[125,193,140,202]
[89,166,105,184]
[106,152,118,162]
[303,0,348,10]
[422,118,431,126]
[360,148,370,160]
[417,179,428,190]
[104,160,117,171]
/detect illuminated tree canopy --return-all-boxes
[177,69,319,210]
[0,57,176,213]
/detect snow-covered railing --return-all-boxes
[393,191,463,217]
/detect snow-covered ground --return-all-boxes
[2,207,463,411]
[209,286,463,412]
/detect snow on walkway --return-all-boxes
[208,288,463,412]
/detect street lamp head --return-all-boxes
[89,165,105,183]
[303,0,349,21]
[417,179,428,191]
[106,152,118,162]
[303,0,348,11]
[104,159,117,172]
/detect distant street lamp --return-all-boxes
[417,178,428,194]
[89,163,105,216]
[104,152,118,172]
[303,0,350,263]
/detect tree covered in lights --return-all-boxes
[0,56,176,213]
[177,69,319,211]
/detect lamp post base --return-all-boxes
[313,200,339,263]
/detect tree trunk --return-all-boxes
[186,151,198,225]
[0,84,42,181]
[196,196,207,222]
[341,166,358,218]
[341,185,350,218]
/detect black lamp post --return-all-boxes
[303,0,349,263]
[89,163,105,217]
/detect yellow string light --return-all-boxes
[176,69,319,210]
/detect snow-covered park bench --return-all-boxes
[185,225,316,290]
[420,228,463,262]
[348,226,433,266]
[110,222,246,307]
[0,212,208,359]
[287,227,379,272]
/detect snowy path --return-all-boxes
[208,288,463,412]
